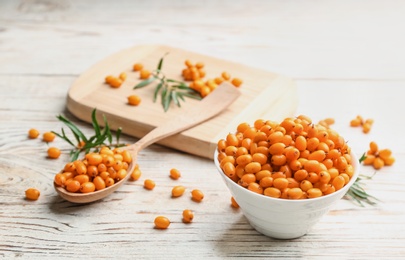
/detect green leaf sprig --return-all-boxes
[134,53,202,112]
[52,109,124,161]
[345,153,379,206]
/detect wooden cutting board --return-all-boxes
[67,45,298,159]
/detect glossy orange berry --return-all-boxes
[172,185,186,197]
[43,132,56,142]
[47,147,61,159]
[116,169,127,181]
[221,71,231,80]
[86,153,103,166]
[93,176,106,191]
[105,177,115,187]
[128,95,141,106]
[130,168,142,181]
[119,72,127,81]
[133,63,144,71]
[264,187,281,198]
[139,69,151,79]
[144,179,155,190]
[288,188,303,199]
[154,216,170,229]
[307,188,322,198]
[80,182,96,193]
[28,128,40,139]
[182,209,194,223]
[248,182,263,194]
[105,75,114,84]
[109,77,122,88]
[66,179,81,193]
[223,162,236,178]
[54,173,66,187]
[169,168,181,180]
[25,188,40,200]
[74,174,90,184]
[191,189,204,202]
[332,176,345,191]
[231,78,243,87]
[230,196,240,208]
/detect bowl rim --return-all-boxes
[214,148,360,204]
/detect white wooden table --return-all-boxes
[1,1,404,258]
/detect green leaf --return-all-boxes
[70,149,81,162]
[167,79,186,85]
[134,77,156,89]
[181,91,202,100]
[157,52,169,71]
[116,127,122,145]
[162,88,172,112]
[56,115,88,143]
[359,152,367,163]
[171,91,181,107]
[91,109,101,137]
[153,82,163,102]
[176,92,186,102]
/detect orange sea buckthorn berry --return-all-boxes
[248,182,263,194]
[93,176,106,191]
[185,59,193,68]
[128,95,141,106]
[169,168,181,180]
[25,188,40,200]
[86,153,103,166]
[144,179,155,190]
[231,78,243,87]
[182,209,194,223]
[373,157,385,170]
[80,182,95,193]
[74,174,90,184]
[139,69,151,79]
[105,177,115,187]
[54,173,66,187]
[130,167,142,181]
[369,141,379,154]
[221,71,231,81]
[172,185,186,198]
[288,188,303,200]
[133,63,144,71]
[191,189,204,202]
[105,75,115,84]
[350,117,362,127]
[264,187,281,198]
[362,122,372,133]
[223,162,236,178]
[47,147,61,159]
[332,176,345,191]
[119,72,127,81]
[154,216,170,229]
[66,179,81,193]
[109,77,122,88]
[384,156,395,166]
[116,169,127,181]
[43,132,56,142]
[307,188,322,198]
[28,128,40,139]
[214,77,224,85]
[231,196,240,208]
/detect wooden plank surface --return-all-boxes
[67,44,297,159]
[1,0,405,259]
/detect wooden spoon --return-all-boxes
[54,82,240,203]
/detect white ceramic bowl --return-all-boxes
[214,150,359,239]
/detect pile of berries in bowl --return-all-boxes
[214,115,359,239]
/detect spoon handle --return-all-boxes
[132,83,240,151]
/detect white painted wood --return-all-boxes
[1,0,404,258]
